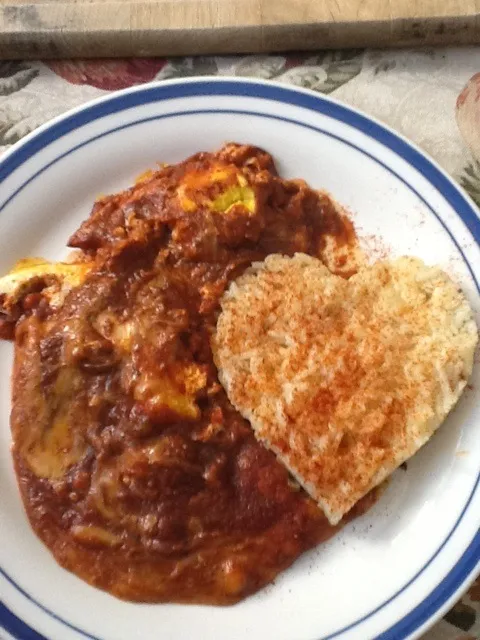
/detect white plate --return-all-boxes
[0,78,479,640]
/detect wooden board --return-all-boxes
[0,0,479,59]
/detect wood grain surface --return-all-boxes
[0,0,479,59]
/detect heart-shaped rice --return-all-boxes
[213,254,478,525]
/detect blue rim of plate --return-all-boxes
[0,79,479,640]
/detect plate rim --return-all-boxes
[0,76,479,640]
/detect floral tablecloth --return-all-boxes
[0,47,479,640]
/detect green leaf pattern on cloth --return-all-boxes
[155,57,219,80]
[0,110,27,145]
[0,98,62,147]
[230,50,363,93]
[459,160,480,207]
[0,62,38,96]
[455,71,480,206]
[233,55,287,79]
[276,50,363,93]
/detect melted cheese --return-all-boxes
[24,413,79,479]
[177,163,256,215]
[0,258,92,309]
[22,367,87,479]
[71,525,122,547]
[211,186,255,214]
[134,364,207,421]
